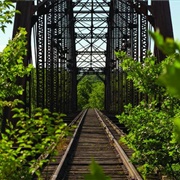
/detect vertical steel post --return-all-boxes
[151,0,174,61]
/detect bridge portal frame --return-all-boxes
[10,0,173,116]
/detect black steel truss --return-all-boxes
[105,0,149,113]
[11,0,173,116]
[34,0,76,113]
[73,0,109,74]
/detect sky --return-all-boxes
[0,0,180,52]
[170,0,180,40]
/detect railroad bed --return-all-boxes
[39,109,159,180]
[62,109,130,179]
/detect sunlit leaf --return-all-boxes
[158,61,180,97]
[173,117,180,143]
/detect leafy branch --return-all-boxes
[115,38,180,178]
[0,106,69,179]
[0,1,19,33]
[0,27,33,101]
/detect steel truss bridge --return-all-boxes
[12,0,173,115]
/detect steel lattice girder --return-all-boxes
[12,0,173,115]
[71,0,151,113]
[34,0,76,113]
[105,0,148,113]
[73,0,110,74]
[105,0,173,113]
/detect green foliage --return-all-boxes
[0,27,33,130]
[159,64,180,97]
[117,100,180,179]
[150,31,180,144]
[149,30,180,56]
[0,5,68,179]
[115,51,162,95]
[115,49,180,179]
[0,27,33,100]
[150,30,180,98]
[0,1,18,33]
[0,106,68,179]
[88,82,104,110]
[173,117,180,142]
[78,76,93,109]
[77,75,104,110]
[84,159,111,180]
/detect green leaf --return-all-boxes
[173,117,180,143]
[34,112,42,117]
[158,61,180,97]
[84,159,111,180]
[17,88,24,95]
[19,129,25,134]
[149,30,178,55]
[149,30,164,47]
[5,128,11,134]
[43,108,51,114]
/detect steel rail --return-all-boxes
[48,108,142,179]
[97,110,125,137]
[50,109,88,180]
[31,111,84,176]
[94,109,143,180]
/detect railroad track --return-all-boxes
[38,109,142,180]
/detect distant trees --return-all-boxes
[88,82,104,110]
[77,77,92,109]
[77,75,104,110]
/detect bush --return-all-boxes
[116,46,180,179]
[0,107,69,179]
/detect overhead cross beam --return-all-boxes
[73,0,109,75]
